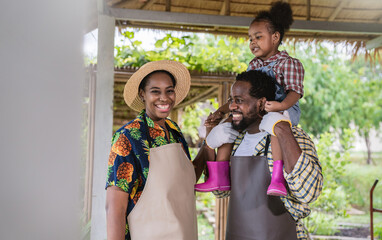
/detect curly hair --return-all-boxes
[236,70,276,101]
[251,1,294,45]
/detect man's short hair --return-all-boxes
[236,70,276,101]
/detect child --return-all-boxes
[195,1,304,196]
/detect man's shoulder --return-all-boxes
[291,126,310,138]
[291,126,316,149]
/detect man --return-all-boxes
[205,70,323,240]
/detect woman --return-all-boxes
[105,60,209,240]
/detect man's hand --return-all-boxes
[206,122,239,149]
[259,111,291,136]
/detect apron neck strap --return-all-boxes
[264,135,271,156]
[142,112,180,149]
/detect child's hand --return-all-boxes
[265,101,284,112]
[205,111,223,126]
[205,112,223,135]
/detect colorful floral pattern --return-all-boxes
[105,110,190,240]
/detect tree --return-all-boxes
[349,56,382,164]
[292,43,356,136]
[293,43,382,164]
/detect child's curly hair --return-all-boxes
[251,1,294,45]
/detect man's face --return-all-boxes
[229,81,261,131]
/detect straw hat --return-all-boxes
[124,60,191,112]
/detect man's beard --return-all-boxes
[231,107,259,131]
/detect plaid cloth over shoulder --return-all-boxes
[213,127,323,240]
[248,50,305,97]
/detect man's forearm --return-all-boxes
[274,122,302,173]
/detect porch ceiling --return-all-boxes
[93,0,382,49]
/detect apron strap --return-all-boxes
[142,112,180,149]
[264,134,271,156]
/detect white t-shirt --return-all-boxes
[234,131,268,156]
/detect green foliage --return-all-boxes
[180,99,219,144]
[349,56,382,142]
[296,43,356,136]
[303,129,354,235]
[342,162,382,208]
[114,30,253,73]
[114,31,149,67]
[375,221,382,239]
[304,212,339,235]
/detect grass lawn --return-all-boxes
[343,151,382,210]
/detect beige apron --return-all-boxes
[127,143,198,240]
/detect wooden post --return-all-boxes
[215,81,231,240]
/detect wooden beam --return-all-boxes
[140,0,158,10]
[306,0,311,21]
[328,1,346,21]
[165,0,171,12]
[176,86,219,109]
[215,0,230,31]
[113,0,134,8]
[366,35,382,50]
[220,0,230,16]
[108,8,382,35]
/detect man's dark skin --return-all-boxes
[223,80,301,173]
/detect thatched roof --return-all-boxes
[92,0,382,49]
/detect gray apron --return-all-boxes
[226,136,298,240]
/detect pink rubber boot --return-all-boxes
[195,161,230,192]
[267,160,287,196]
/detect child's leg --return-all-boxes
[195,116,232,192]
[216,143,233,162]
[267,136,287,196]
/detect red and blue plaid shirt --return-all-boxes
[248,50,305,97]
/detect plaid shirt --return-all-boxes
[248,50,305,96]
[213,127,323,239]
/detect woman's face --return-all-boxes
[140,72,176,122]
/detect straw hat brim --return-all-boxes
[124,60,191,112]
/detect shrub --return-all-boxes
[303,129,354,235]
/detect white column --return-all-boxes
[90,7,115,240]
[0,1,84,240]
